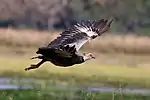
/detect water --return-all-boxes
[0,77,33,90]
[87,86,150,94]
[0,77,150,95]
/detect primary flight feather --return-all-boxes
[48,18,113,51]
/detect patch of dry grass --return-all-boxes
[0,28,56,47]
[0,28,150,54]
[88,34,150,54]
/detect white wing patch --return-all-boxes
[65,37,90,51]
[63,25,99,51]
[75,25,98,37]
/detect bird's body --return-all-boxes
[25,45,94,70]
[36,46,85,67]
[25,18,113,71]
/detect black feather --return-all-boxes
[47,19,113,49]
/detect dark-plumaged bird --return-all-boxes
[25,18,113,71]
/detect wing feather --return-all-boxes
[48,18,113,51]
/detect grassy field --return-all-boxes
[1,80,150,100]
[1,53,150,88]
[1,89,150,100]
[1,28,150,99]
[0,28,150,88]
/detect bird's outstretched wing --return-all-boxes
[48,18,113,51]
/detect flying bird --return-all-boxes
[25,45,95,71]
[25,18,113,71]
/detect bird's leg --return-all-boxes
[30,55,43,60]
[25,59,46,71]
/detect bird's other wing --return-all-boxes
[48,18,113,51]
[53,45,77,57]
[36,45,76,58]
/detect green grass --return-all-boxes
[0,89,150,100]
[2,79,149,100]
[1,54,150,88]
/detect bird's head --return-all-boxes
[83,53,95,61]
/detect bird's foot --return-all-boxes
[24,64,38,71]
[30,56,39,60]
[30,56,43,60]
[24,67,30,71]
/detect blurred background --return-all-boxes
[1,0,150,100]
[0,0,150,33]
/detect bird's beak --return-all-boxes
[92,55,96,59]
[92,56,96,59]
